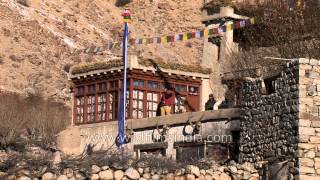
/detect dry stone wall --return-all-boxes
[239,58,320,179]
[297,58,320,179]
[240,61,299,163]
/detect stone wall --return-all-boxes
[297,58,320,179]
[239,58,320,179]
[239,60,300,179]
[240,61,299,163]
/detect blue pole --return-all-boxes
[118,22,129,146]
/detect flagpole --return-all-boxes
[118,9,130,147]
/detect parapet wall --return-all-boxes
[58,109,240,161]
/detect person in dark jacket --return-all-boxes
[205,94,216,110]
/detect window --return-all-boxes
[98,83,106,92]
[188,86,199,95]
[110,80,118,89]
[133,90,144,118]
[87,95,95,122]
[76,86,85,96]
[98,94,106,121]
[133,79,145,87]
[147,92,159,117]
[87,84,96,94]
[109,91,118,120]
[76,97,84,123]
[148,81,159,89]
[263,75,279,94]
[175,85,187,92]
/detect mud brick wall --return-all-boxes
[240,61,299,163]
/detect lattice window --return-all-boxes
[87,95,95,122]
[109,91,118,120]
[76,96,84,123]
[98,94,106,121]
[147,92,159,117]
[132,90,144,118]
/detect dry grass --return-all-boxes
[0,93,70,151]
[71,58,212,76]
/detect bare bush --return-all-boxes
[0,93,70,151]
[63,63,72,73]
[224,0,320,77]
[115,0,131,7]
[9,55,24,63]
[0,55,4,65]
[16,0,31,7]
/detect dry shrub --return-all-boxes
[0,55,3,65]
[115,0,131,7]
[0,93,70,151]
[16,0,30,7]
[63,63,72,73]
[9,55,24,63]
[221,0,320,77]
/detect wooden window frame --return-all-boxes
[72,71,202,125]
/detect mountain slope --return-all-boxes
[0,0,204,101]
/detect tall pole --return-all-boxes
[118,9,131,146]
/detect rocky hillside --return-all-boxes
[0,0,204,101]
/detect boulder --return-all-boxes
[91,165,101,174]
[212,173,220,180]
[186,165,200,177]
[17,176,31,180]
[229,166,237,174]
[57,175,68,180]
[52,151,61,165]
[90,174,99,180]
[144,167,150,173]
[166,173,175,180]
[205,174,213,180]
[99,170,114,180]
[125,167,140,179]
[220,173,231,180]
[152,174,160,180]
[186,174,196,180]
[114,170,124,180]
[143,173,151,179]
[243,171,251,180]
[138,168,144,174]
[102,166,110,170]
[200,169,206,175]
[75,173,86,180]
[42,172,56,180]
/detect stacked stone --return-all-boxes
[3,162,260,180]
[240,60,299,164]
[298,58,320,179]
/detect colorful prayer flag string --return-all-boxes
[73,17,256,55]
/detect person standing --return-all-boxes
[160,88,173,116]
[205,94,216,110]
